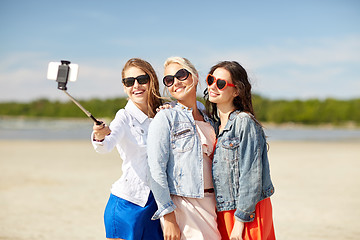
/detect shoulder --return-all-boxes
[154,107,181,120]
[111,108,130,126]
[234,112,253,123]
[114,108,128,120]
[148,109,176,139]
[151,108,173,128]
[233,112,261,131]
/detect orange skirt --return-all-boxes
[217,198,275,240]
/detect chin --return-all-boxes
[170,92,182,99]
[208,97,218,103]
[132,95,147,103]
[173,88,193,99]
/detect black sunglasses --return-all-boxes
[122,74,150,87]
[163,69,190,87]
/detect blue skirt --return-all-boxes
[104,192,163,240]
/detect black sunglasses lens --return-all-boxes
[123,78,135,87]
[175,69,189,81]
[137,75,150,84]
[163,76,174,87]
[217,79,227,90]
[207,75,215,86]
[123,75,149,87]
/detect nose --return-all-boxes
[208,81,217,91]
[133,79,140,88]
[170,77,180,87]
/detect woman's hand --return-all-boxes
[156,103,173,112]
[93,122,111,141]
[230,219,245,240]
[162,212,181,240]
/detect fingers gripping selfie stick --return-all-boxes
[52,60,102,125]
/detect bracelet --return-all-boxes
[93,138,105,142]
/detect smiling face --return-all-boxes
[164,63,197,103]
[123,66,149,109]
[208,67,238,108]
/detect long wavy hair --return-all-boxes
[121,58,162,118]
[204,61,256,122]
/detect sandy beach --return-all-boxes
[1,140,360,240]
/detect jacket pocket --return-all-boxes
[220,137,240,166]
[130,125,146,146]
[220,137,240,197]
[171,122,195,152]
[221,137,240,150]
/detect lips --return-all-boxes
[174,87,185,93]
[133,90,145,95]
[209,90,219,97]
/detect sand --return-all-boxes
[1,140,360,240]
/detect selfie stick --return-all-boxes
[56,60,102,125]
[62,90,102,125]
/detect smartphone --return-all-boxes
[47,62,79,82]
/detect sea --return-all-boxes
[1,118,360,142]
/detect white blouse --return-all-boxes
[92,100,151,207]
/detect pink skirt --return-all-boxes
[161,193,221,240]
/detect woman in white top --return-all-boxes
[92,58,163,240]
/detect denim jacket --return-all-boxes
[147,102,213,220]
[212,111,274,222]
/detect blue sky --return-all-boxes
[1,0,359,102]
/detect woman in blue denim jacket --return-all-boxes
[204,61,275,240]
[147,57,221,240]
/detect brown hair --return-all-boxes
[121,58,162,118]
[204,61,255,122]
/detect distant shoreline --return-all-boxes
[0,115,113,124]
[1,96,359,127]
[263,121,360,130]
[1,115,359,129]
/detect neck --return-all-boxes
[178,99,203,121]
[217,102,236,130]
[133,101,149,116]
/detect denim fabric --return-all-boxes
[212,111,274,222]
[147,102,214,220]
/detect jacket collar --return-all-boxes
[125,99,148,124]
[228,110,242,121]
[174,102,193,112]
[217,110,241,135]
[174,102,212,123]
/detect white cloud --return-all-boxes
[1,36,359,101]
[196,35,360,99]
[0,53,128,101]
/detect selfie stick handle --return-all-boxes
[62,90,102,125]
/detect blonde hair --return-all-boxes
[163,57,199,97]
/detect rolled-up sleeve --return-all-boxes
[147,111,175,219]
[235,117,262,222]
[91,110,125,154]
